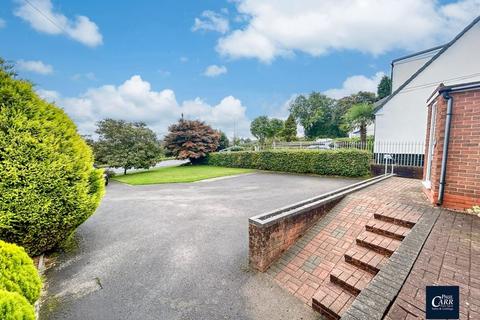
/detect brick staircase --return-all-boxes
[311,210,421,319]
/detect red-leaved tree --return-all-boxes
[164,119,220,163]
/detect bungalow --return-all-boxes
[374,16,480,164]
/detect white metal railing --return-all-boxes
[373,141,425,167]
[273,140,425,167]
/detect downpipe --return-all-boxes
[437,91,453,205]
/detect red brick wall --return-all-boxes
[423,89,480,210]
[249,199,340,272]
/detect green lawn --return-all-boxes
[112,165,254,185]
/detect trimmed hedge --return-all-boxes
[0,68,105,255]
[206,149,370,177]
[0,290,35,320]
[0,241,42,305]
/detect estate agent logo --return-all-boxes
[426,286,459,319]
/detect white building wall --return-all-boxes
[375,21,480,154]
[391,48,442,91]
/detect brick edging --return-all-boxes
[341,207,441,320]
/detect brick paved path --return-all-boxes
[266,177,429,319]
[385,210,480,320]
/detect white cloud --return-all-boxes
[179,56,189,63]
[17,59,53,75]
[203,65,227,77]
[192,10,229,34]
[157,69,171,77]
[324,72,385,99]
[216,0,480,62]
[14,0,102,47]
[0,18,6,28]
[72,72,96,81]
[39,75,250,138]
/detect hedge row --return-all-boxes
[0,240,42,319]
[205,149,370,177]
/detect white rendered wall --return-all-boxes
[375,22,480,154]
[391,48,441,91]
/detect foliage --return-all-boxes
[0,290,35,320]
[0,241,42,304]
[0,67,105,255]
[112,165,253,185]
[93,119,163,175]
[336,92,376,116]
[377,75,392,100]
[268,118,284,139]
[206,149,371,177]
[343,103,375,144]
[289,92,341,138]
[281,114,297,142]
[228,146,245,152]
[250,116,285,145]
[0,58,16,78]
[218,131,229,150]
[164,119,220,162]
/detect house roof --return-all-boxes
[391,44,445,64]
[375,15,480,114]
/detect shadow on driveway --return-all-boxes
[41,172,359,320]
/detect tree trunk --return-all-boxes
[360,123,367,145]
[124,167,127,175]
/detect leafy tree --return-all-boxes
[267,118,284,140]
[281,114,297,141]
[93,119,163,174]
[377,75,392,100]
[336,92,377,116]
[0,65,104,255]
[164,119,220,163]
[289,92,337,138]
[250,116,284,146]
[218,131,229,150]
[250,116,270,145]
[343,103,375,144]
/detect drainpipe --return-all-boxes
[437,90,453,205]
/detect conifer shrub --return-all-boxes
[0,290,35,320]
[0,67,105,255]
[0,241,42,305]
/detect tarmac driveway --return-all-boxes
[41,172,358,320]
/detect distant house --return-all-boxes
[374,16,480,163]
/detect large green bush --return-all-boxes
[0,68,105,255]
[0,290,35,320]
[0,241,42,304]
[206,149,370,177]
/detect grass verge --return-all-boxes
[112,165,254,185]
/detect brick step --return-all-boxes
[329,262,374,295]
[312,281,356,320]
[356,231,402,256]
[373,211,420,228]
[365,219,411,240]
[344,246,389,274]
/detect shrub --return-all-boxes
[206,149,370,177]
[0,290,35,320]
[0,241,42,304]
[0,68,105,255]
[164,119,220,162]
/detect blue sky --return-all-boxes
[1,0,478,137]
